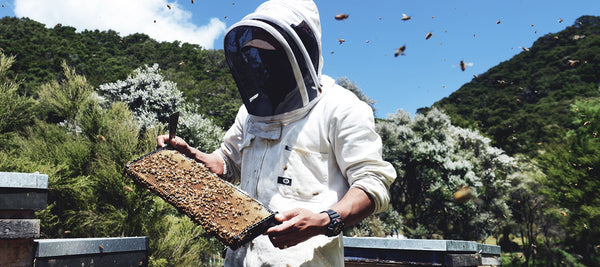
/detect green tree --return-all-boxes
[37,60,93,131]
[377,108,515,241]
[538,98,600,266]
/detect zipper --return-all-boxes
[255,139,273,199]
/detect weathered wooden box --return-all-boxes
[0,172,48,267]
[344,237,501,266]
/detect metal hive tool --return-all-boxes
[124,147,278,249]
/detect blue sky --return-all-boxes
[1,0,598,118]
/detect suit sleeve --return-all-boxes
[330,92,397,214]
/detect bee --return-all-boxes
[453,185,474,203]
[460,60,466,71]
[338,38,345,44]
[497,20,501,24]
[584,121,591,127]
[394,45,406,57]
[520,46,530,52]
[568,59,580,67]
[191,0,194,3]
[97,134,106,142]
[425,32,433,40]
[558,18,563,23]
[335,13,349,21]
[179,61,184,66]
[167,4,172,10]
[64,230,71,234]
[401,14,411,21]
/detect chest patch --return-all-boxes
[277,176,292,186]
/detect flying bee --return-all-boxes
[568,59,580,67]
[425,32,433,40]
[520,46,530,52]
[335,13,349,20]
[167,4,172,10]
[179,61,184,66]
[401,14,411,21]
[497,20,501,24]
[337,38,345,44]
[97,134,106,142]
[560,210,567,217]
[394,45,406,57]
[460,60,466,71]
[558,18,563,23]
[453,185,474,203]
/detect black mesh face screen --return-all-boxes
[224,23,318,117]
[292,20,319,72]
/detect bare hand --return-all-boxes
[156,134,225,175]
[156,134,191,153]
[264,208,329,249]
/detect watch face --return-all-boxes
[323,209,344,236]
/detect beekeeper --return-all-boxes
[157,0,396,265]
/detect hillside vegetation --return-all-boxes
[433,15,600,156]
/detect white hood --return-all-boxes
[223,0,323,120]
[244,0,323,75]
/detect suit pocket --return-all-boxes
[278,145,329,202]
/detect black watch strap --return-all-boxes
[321,209,344,237]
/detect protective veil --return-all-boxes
[218,0,397,266]
[224,0,322,118]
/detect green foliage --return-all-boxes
[346,207,403,238]
[38,61,93,127]
[435,16,600,156]
[537,98,600,265]
[432,16,600,264]
[148,210,223,267]
[97,64,183,129]
[95,64,225,152]
[0,51,37,138]
[376,108,516,241]
[0,58,223,265]
[0,16,240,128]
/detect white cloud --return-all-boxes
[13,0,226,49]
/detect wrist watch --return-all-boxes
[321,209,344,237]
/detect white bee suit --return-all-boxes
[217,0,397,266]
